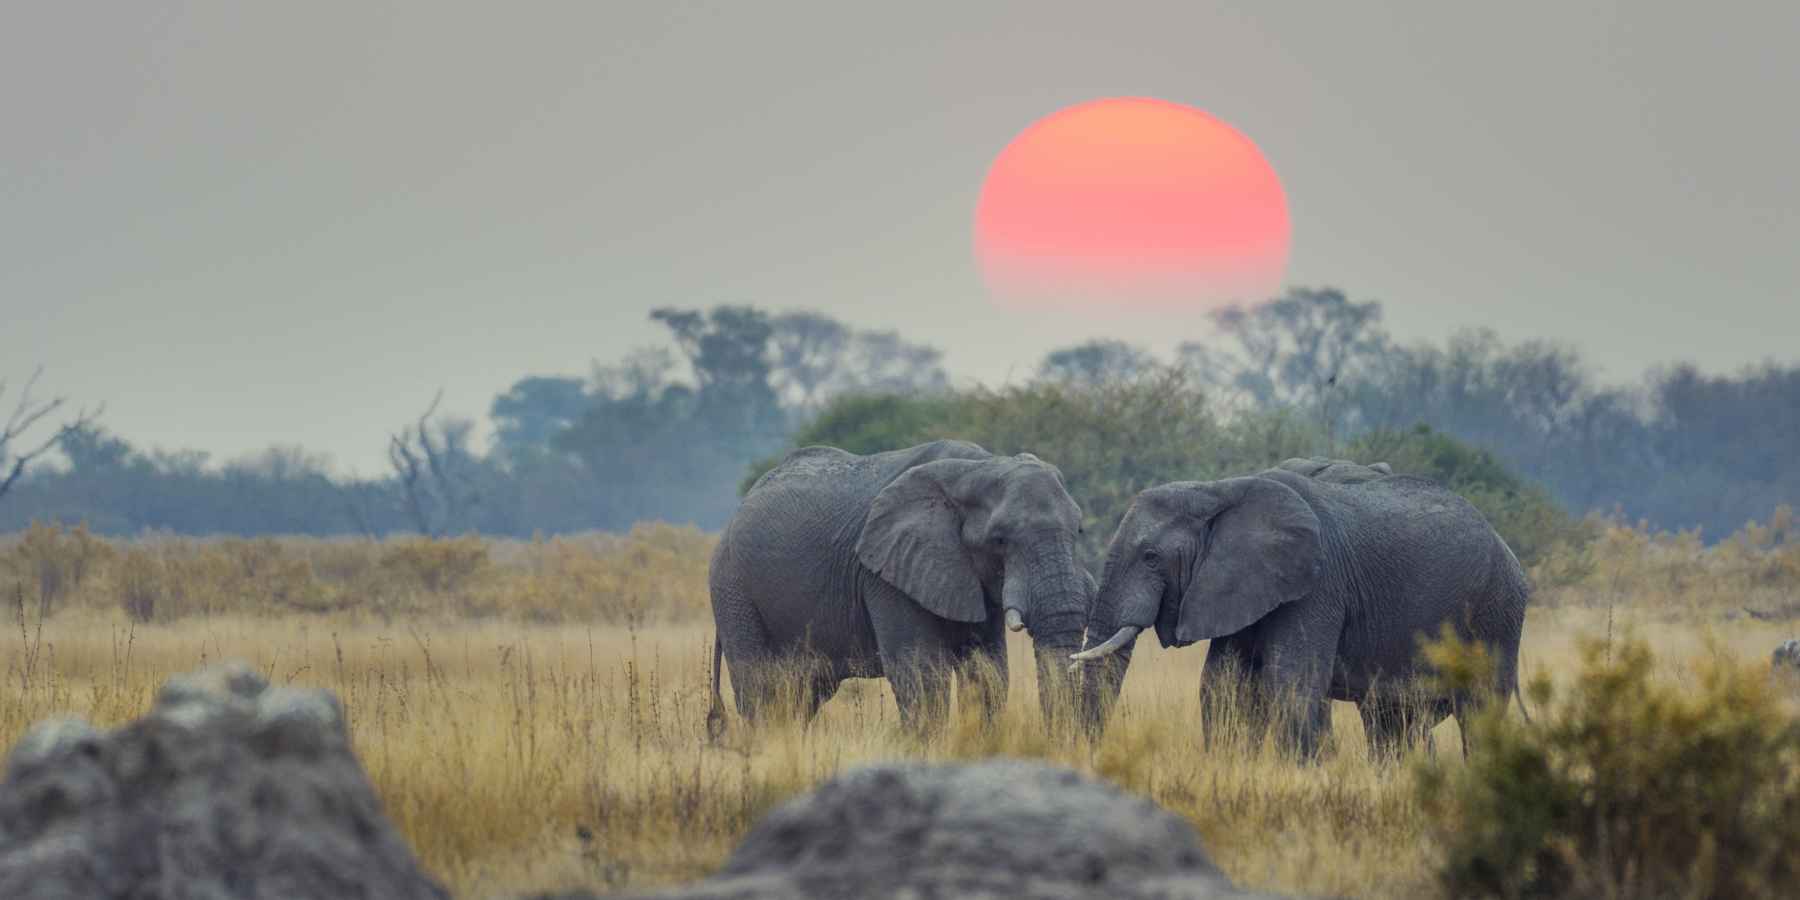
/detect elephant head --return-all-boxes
[1071,476,1323,735]
[856,453,1092,722]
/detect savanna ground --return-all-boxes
[1,515,1798,898]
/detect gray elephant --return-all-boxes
[1071,462,1529,759]
[708,440,1092,735]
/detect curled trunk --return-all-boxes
[1074,579,1159,737]
[1007,536,1089,730]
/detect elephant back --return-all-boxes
[860,440,993,491]
[745,446,860,496]
[748,440,993,502]
[1331,474,1527,608]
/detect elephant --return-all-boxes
[707,440,1093,735]
[1070,461,1530,759]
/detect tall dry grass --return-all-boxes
[0,512,1794,898]
[0,521,715,624]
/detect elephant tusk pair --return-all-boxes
[1067,625,1140,671]
[1004,608,1026,632]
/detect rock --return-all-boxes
[0,662,448,900]
[1774,639,1800,672]
[540,758,1271,899]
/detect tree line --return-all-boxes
[0,308,947,536]
[2,289,1794,542]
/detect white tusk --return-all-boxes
[1004,608,1026,632]
[1068,626,1141,663]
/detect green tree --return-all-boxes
[489,376,588,459]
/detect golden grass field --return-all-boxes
[0,513,1796,898]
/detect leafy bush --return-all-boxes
[1417,635,1800,899]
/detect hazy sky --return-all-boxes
[5,2,1796,474]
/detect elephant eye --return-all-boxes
[1141,547,1160,564]
[990,533,1007,548]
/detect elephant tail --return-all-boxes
[706,633,726,743]
[1511,675,1534,725]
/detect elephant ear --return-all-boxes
[1174,477,1323,644]
[855,459,986,623]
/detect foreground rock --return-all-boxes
[545,758,1271,900]
[1776,638,1800,672]
[0,663,448,900]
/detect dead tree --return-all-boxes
[387,391,482,537]
[0,367,101,504]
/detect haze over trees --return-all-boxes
[1,289,1794,541]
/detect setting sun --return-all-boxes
[975,97,1290,311]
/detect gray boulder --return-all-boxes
[0,662,448,900]
[546,758,1270,899]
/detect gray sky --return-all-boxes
[5,1,1796,474]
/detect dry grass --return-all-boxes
[0,514,1795,898]
[0,522,715,624]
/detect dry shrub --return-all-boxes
[115,548,162,623]
[503,523,714,624]
[22,511,1798,629]
[379,536,492,594]
[0,527,714,625]
[1536,506,1800,621]
[0,523,112,615]
[1418,634,1800,900]
[118,537,328,620]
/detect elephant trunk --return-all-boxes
[1074,577,1159,738]
[1006,535,1089,730]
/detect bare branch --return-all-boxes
[3,368,58,448]
[385,389,480,538]
[0,369,102,504]
[388,426,434,537]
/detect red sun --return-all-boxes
[974,97,1290,311]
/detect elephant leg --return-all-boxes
[1201,635,1264,750]
[1449,639,1522,757]
[1451,691,1492,758]
[867,592,959,735]
[711,577,782,726]
[955,632,1009,725]
[1253,604,1345,760]
[887,650,952,735]
[803,671,843,723]
[1358,697,1438,762]
[1273,684,1333,760]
